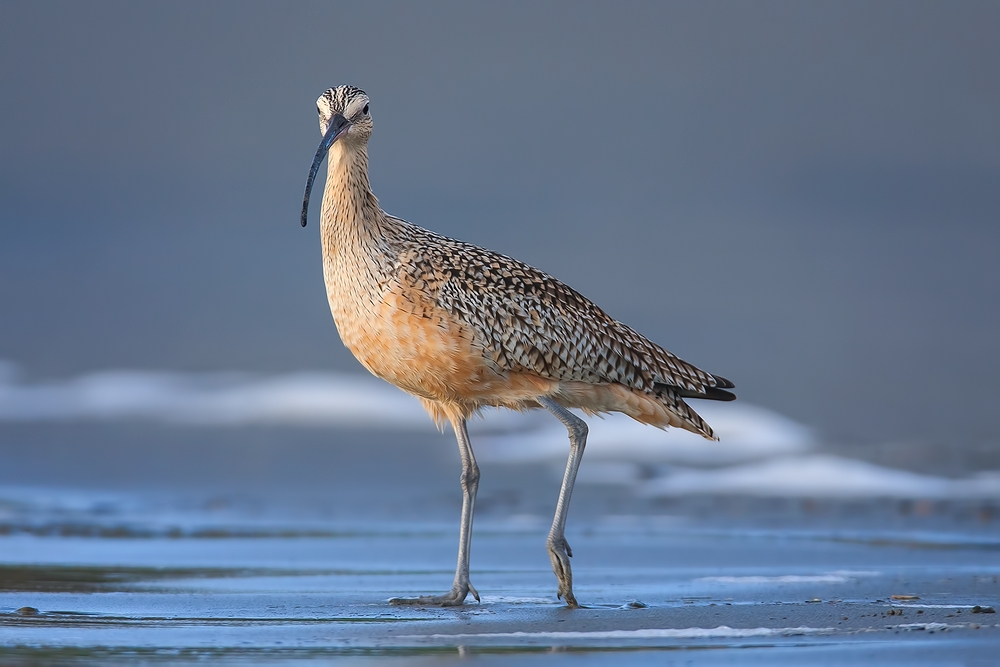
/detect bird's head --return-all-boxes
[301,85,372,227]
[316,85,373,145]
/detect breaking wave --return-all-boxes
[2,361,996,499]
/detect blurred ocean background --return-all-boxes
[1,3,999,661]
[1,0,997,519]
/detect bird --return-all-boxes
[300,85,735,608]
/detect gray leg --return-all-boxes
[537,396,588,608]
[390,417,480,606]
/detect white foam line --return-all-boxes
[0,365,431,429]
[891,622,967,632]
[642,455,1000,499]
[892,604,992,609]
[0,362,812,467]
[696,570,878,584]
[403,625,834,640]
[4,361,997,501]
[476,405,814,466]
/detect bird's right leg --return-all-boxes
[390,416,480,607]
[538,396,588,608]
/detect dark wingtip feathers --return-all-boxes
[676,386,737,402]
[703,387,737,402]
[712,375,735,389]
[662,372,737,402]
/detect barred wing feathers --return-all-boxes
[394,224,735,430]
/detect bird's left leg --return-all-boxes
[390,416,480,606]
[537,396,588,608]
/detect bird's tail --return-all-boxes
[653,386,718,440]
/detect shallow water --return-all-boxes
[2,518,998,661]
[1,422,999,664]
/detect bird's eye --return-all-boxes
[363,104,369,115]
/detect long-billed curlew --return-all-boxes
[300,85,735,608]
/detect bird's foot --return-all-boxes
[547,535,579,608]
[389,582,480,607]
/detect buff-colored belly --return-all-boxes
[329,282,513,405]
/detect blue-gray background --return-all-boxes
[2,0,998,451]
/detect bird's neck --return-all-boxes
[319,141,384,258]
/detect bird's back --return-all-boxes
[338,214,734,438]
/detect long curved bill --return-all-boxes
[300,113,351,227]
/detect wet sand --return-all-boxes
[0,424,998,664]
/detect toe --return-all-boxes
[389,586,471,607]
[547,537,578,606]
